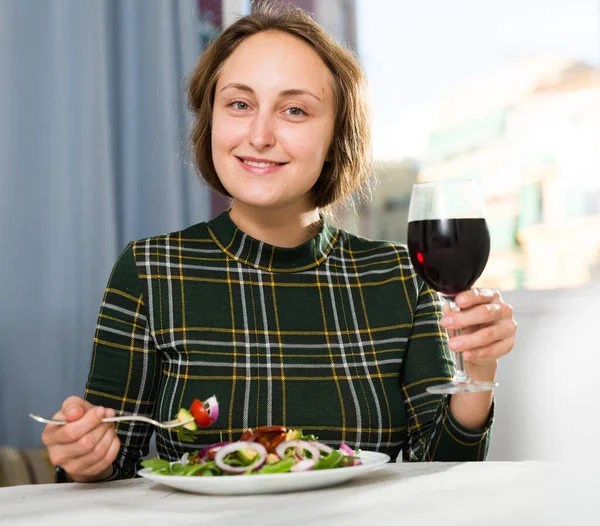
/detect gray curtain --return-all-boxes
[0,0,211,447]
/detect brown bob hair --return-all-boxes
[187,1,372,209]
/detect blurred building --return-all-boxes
[510,65,600,289]
[417,57,600,290]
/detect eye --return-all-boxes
[284,107,306,117]
[231,101,250,111]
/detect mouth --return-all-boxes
[236,156,288,175]
[237,157,287,168]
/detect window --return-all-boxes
[357,0,600,291]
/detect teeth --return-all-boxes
[242,160,281,168]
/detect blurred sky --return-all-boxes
[356,0,600,161]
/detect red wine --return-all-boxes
[407,218,490,297]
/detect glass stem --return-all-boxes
[447,298,470,384]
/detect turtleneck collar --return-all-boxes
[206,211,339,273]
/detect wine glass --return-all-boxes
[407,179,498,394]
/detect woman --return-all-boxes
[42,3,517,482]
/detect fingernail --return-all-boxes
[463,352,472,360]
[448,339,462,351]
[96,407,105,417]
[441,316,453,327]
[105,408,116,418]
[66,407,79,417]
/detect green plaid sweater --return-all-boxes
[84,211,493,478]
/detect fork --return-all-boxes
[28,413,195,429]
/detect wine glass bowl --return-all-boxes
[407,217,490,298]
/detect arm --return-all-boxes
[401,285,493,462]
[83,242,162,479]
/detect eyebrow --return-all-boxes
[219,82,323,102]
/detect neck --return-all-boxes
[228,201,321,248]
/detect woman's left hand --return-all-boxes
[440,288,517,371]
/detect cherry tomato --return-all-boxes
[189,399,211,427]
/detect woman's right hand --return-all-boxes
[41,396,121,482]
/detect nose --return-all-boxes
[248,112,275,151]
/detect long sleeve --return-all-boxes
[84,243,162,479]
[400,283,494,462]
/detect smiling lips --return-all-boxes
[237,156,288,175]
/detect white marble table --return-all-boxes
[0,462,596,526]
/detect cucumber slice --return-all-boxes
[177,408,197,431]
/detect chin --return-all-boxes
[227,186,315,212]
[234,197,286,210]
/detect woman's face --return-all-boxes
[212,30,335,213]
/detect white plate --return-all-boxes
[138,450,391,495]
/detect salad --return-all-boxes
[173,395,220,443]
[142,425,362,476]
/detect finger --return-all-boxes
[43,405,116,449]
[49,420,115,467]
[441,302,506,331]
[75,435,121,479]
[61,396,94,423]
[448,319,516,352]
[463,336,515,363]
[43,401,94,446]
[70,421,117,460]
[66,425,118,474]
[455,288,500,308]
[50,406,107,445]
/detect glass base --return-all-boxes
[426,380,498,395]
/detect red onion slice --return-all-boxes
[203,395,219,424]
[314,442,333,456]
[214,441,267,474]
[291,458,316,472]
[339,443,361,466]
[198,441,229,459]
[339,443,355,456]
[275,440,321,461]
